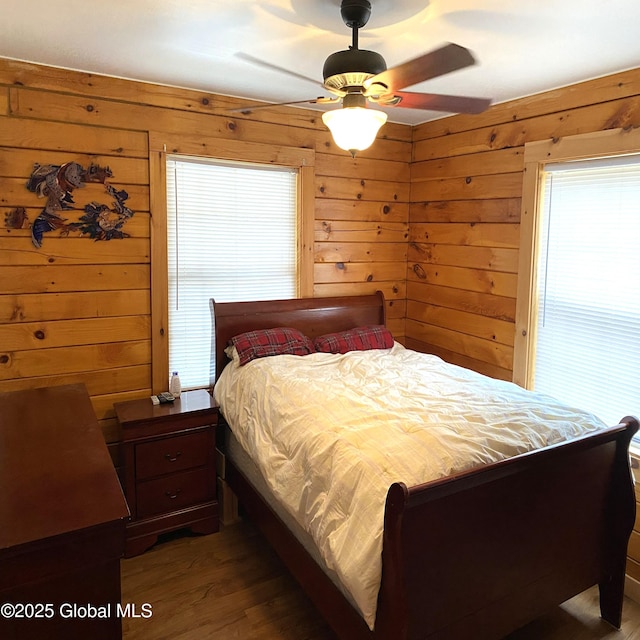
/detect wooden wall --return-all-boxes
[629,458,640,600]
[0,58,411,459]
[3,55,640,457]
[406,67,640,380]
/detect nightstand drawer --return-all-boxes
[136,431,211,480]
[136,468,212,518]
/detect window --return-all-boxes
[149,135,314,394]
[515,130,640,441]
[166,156,300,389]
[535,156,640,425]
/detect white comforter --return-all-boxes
[214,343,606,629]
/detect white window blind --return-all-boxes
[166,156,298,389]
[534,155,640,432]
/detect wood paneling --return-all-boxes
[413,68,640,141]
[407,66,640,375]
[0,290,149,323]
[410,198,521,224]
[316,175,410,201]
[0,114,148,156]
[0,316,149,350]
[0,236,150,265]
[316,198,408,222]
[0,148,148,182]
[0,265,149,293]
[315,220,408,243]
[4,55,640,446]
[314,261,406,284]
[0,57,411,439]
[629,456,640,586]
[0,340,151,380]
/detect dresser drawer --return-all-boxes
[136,468,213,518]
[135,430,211,480]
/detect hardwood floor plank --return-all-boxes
[121,520,640,640]
[121,520,334,640]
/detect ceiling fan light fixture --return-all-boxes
[322,105,387,157]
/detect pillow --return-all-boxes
[313,325,394,354]
[230,327,314,366]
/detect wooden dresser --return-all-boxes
[0,384,129,640]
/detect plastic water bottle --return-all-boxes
[169,371,182,398]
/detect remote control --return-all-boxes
[151,392,175,405]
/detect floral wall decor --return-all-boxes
[6,162,134,248]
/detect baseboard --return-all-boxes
[626,574,640,604]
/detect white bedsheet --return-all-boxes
[214,343,606,629]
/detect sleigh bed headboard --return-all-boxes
[211,292,386,381]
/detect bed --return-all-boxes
[211,292,638,640]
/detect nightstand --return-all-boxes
[115,389,219,557]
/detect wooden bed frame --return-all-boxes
[212,292,638,640]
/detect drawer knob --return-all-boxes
[165,451,182,462]
[165,489,182,499]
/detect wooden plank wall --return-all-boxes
[0,58,411,461]
[3,55,640,454]
[629,458,640,592]
[407,67,640,380]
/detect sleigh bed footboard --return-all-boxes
[375,418,638,640]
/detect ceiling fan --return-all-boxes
[235,0,492,154]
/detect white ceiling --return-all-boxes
[2,0,640,126]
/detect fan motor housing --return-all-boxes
[340,0,372,29]
[323,49,387,91]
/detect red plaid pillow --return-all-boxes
[231,327,314,366]
[313,325,394,354]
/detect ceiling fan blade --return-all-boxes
[228,96,340,113]
[375,91,491,114]
[364,43,476,94]
[236,52,325,90]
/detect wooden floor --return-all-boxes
[121,521,640,640]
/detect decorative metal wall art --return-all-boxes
[5,162,134,248]
[4,206,28,229]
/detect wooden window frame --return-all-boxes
[513,126,640,388]
[148,133,315,393]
